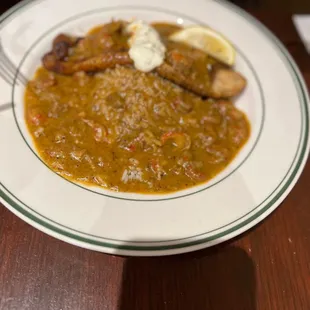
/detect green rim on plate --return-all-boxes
[11,6,265,202]
[0,0,309,252]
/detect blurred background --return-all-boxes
[230,0,309,12]
[1,0,310,12]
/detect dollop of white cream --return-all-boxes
[126,20,166,72]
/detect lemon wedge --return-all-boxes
[169,26,236,66]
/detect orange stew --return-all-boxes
[25,21,250,193]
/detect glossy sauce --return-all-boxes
[24,22,250,193]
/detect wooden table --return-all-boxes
[1,3,310,310]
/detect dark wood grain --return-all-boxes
[1,1,310,310]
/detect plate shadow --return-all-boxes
[118,245,256,310]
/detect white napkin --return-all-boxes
[293,15,310,54]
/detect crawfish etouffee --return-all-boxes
[25,20,250,193]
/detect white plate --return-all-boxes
[0,0,309,256]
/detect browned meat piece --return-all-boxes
[156,63,246,98]
[155,63,209,97]
[72,52,132,72]
[209,68,247,98]
[43,50,245,98]
[42,51,133,75]
[42,52,73,75]
[52,34,80,60]
[155,46,246,98]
